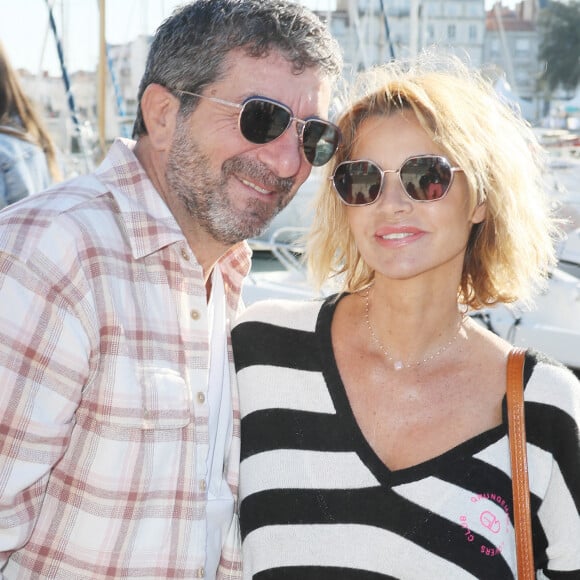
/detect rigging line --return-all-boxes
[44,0,82,131]
[97,0,132,139]
[104,43,131,138]
[43,0,94,172]
[378,0,396,60]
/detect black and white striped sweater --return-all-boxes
[232,295,580,580]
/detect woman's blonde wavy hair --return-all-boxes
[306,53,561,310]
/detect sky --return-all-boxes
[0,0,518,77]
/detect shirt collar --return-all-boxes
[94,138,252,280]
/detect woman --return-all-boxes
[0,41,61,209]
[232,55,580,578]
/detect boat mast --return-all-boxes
[409,0,420,57]
[493,2,516,95]
[98,0,106,158]
[347,0,369,71]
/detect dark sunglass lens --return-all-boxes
[401,156,452,201]
[302,121,340,166]
[240,100,291,144]
[333,161,382,205]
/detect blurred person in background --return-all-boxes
[0,40,61,208]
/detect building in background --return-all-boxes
[320,0,544,120]
[324,0,486,77]
[14,0,578,172]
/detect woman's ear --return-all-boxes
[471,201,487,225]
[140,83,180,151]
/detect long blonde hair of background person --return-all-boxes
[0,40,62,182]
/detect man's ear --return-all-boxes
[140,83,179,150]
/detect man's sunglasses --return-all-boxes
[331,155,463,206]
[171,89,341,167]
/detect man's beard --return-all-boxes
[166,123,297,246]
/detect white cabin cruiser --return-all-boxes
[471,228,580,374]
[470,267,580,374]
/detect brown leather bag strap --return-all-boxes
[506,348,535,579]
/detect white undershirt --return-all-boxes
[205,267,234,575]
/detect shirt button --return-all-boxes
[180,247,190,261]
[195,567,205,578]
[190,309,200,320]
[199,479,207,491]
[197,392,206,404]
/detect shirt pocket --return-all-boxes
[140,367,191,429]
[96,366,192,430]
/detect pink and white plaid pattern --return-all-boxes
[0,139,250,579]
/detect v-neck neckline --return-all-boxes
[315,294,509,487]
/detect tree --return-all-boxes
[537,1,580,93]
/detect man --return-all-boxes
[0,1,342,577]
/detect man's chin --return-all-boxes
[243,209,280,238]
[211,219,270,246]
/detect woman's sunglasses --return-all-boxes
[171,89,341,167]
[331,155,463,206]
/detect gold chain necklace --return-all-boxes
[364,289,464,371]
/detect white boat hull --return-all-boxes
[471,268,580,372]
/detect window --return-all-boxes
[515,38,531,58]
[469,24,478,41]
[446,2,459,17]
[466,2,484,17]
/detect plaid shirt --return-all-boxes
[0,139,250,579]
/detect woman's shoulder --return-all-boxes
[525,349,580,409]
[0,129,42,159]
[235,296,334,331]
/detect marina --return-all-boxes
[4,0,580,373]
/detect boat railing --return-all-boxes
[250,226,308,276]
